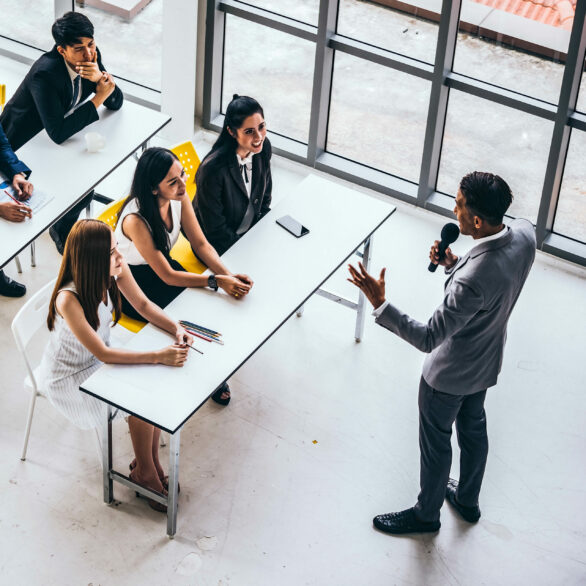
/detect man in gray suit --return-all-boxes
[348,171,536,535]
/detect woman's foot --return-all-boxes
[129,468,167,513]
[129,460,180,493]
[211,382,231,406]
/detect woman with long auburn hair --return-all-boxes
[40,219,192,512]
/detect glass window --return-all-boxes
[0,0,54,52]
[233,0,319,26]
[453,1,571,103]
[554,129,586,243]
[75,0,163,91]
[337,0,438,64]
[222,15,315,143]
[327,52,431,183]
[437,90,554,224]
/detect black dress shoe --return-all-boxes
[373,508,440,535]
[49,226,65,255]
[0,270,26,297]
[445,478,481,523]
[211,381,231,406]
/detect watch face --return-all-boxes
[208,275,218,290]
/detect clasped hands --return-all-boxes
[217,274,254,299]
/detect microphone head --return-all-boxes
[441,222,460,245]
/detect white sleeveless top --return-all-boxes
[38,284,123,430]
[115,198,182,265]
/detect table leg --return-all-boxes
[167,428,181,538]
[102,405,113,504]
[296,305,305,317]
[354,236,373,343]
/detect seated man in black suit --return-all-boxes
[0,11,123,253]
[0,123,33,297]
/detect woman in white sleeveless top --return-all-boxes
[115,147,252,405]
[41,219,193,512]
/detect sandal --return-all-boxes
[129,461,180,493]
[129,469,168,513]
[211,382,231,406]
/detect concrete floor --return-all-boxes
[1,125,586,585]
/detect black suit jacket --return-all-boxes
[0,46,123,151]
[0,123,31,180]
[194,139,272,256]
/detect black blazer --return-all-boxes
[194,139,272,256]
[0,46,123,151]
[0,123,31,180]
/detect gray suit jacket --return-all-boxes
[375,219,536,395]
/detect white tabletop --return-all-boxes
[81,175,396,433]
[0,101,170,267]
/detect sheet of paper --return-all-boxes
[0,180,54,214]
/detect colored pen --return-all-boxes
[186,343,204,355]
[182,323,221,339]
[180,320,221,337]
[184,327,224,346]
[4,189,20,204]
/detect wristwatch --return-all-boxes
[207,274,218,291]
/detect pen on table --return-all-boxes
[186,343,203,355]
[183,324,221,339]
[184,327,224,346]
[180,320,221,337]
[4,189,20,204]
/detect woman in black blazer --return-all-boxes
[193,95,272,257]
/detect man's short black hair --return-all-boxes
[52,11,94,47]
[459,171,513,226]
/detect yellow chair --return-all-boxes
[168,140,206,273]
[96,197,146,333]
[170,140,200,200]
[0,83,6,110]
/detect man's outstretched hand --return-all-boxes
[347,262,386,309]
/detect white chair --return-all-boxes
[11,279,101,461]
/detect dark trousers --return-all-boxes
[53,191,94,241]
[122,259,186,320]
[414,376,488,523]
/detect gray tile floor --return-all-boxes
[1,57,585,586]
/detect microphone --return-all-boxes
[428,223,459,272]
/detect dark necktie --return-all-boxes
[239,163,250,184]
[70,75,81,109]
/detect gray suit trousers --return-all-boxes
[414,377,488,522]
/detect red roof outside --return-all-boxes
[470,0,577,30]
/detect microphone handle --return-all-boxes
[428,240,448,273]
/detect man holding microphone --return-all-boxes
[348,172,536,534]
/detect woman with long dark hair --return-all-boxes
[194,94,272,256]
[40,219,192,512]
[115,147,252,405]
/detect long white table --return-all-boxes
[0,101,170,268]
[80,174,396,536]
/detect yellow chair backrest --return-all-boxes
[96,196,126,230]
[170,141,200,200]
[96,197,145,333]
[0,84,6,111]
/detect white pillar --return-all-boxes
[160,0,198,143]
